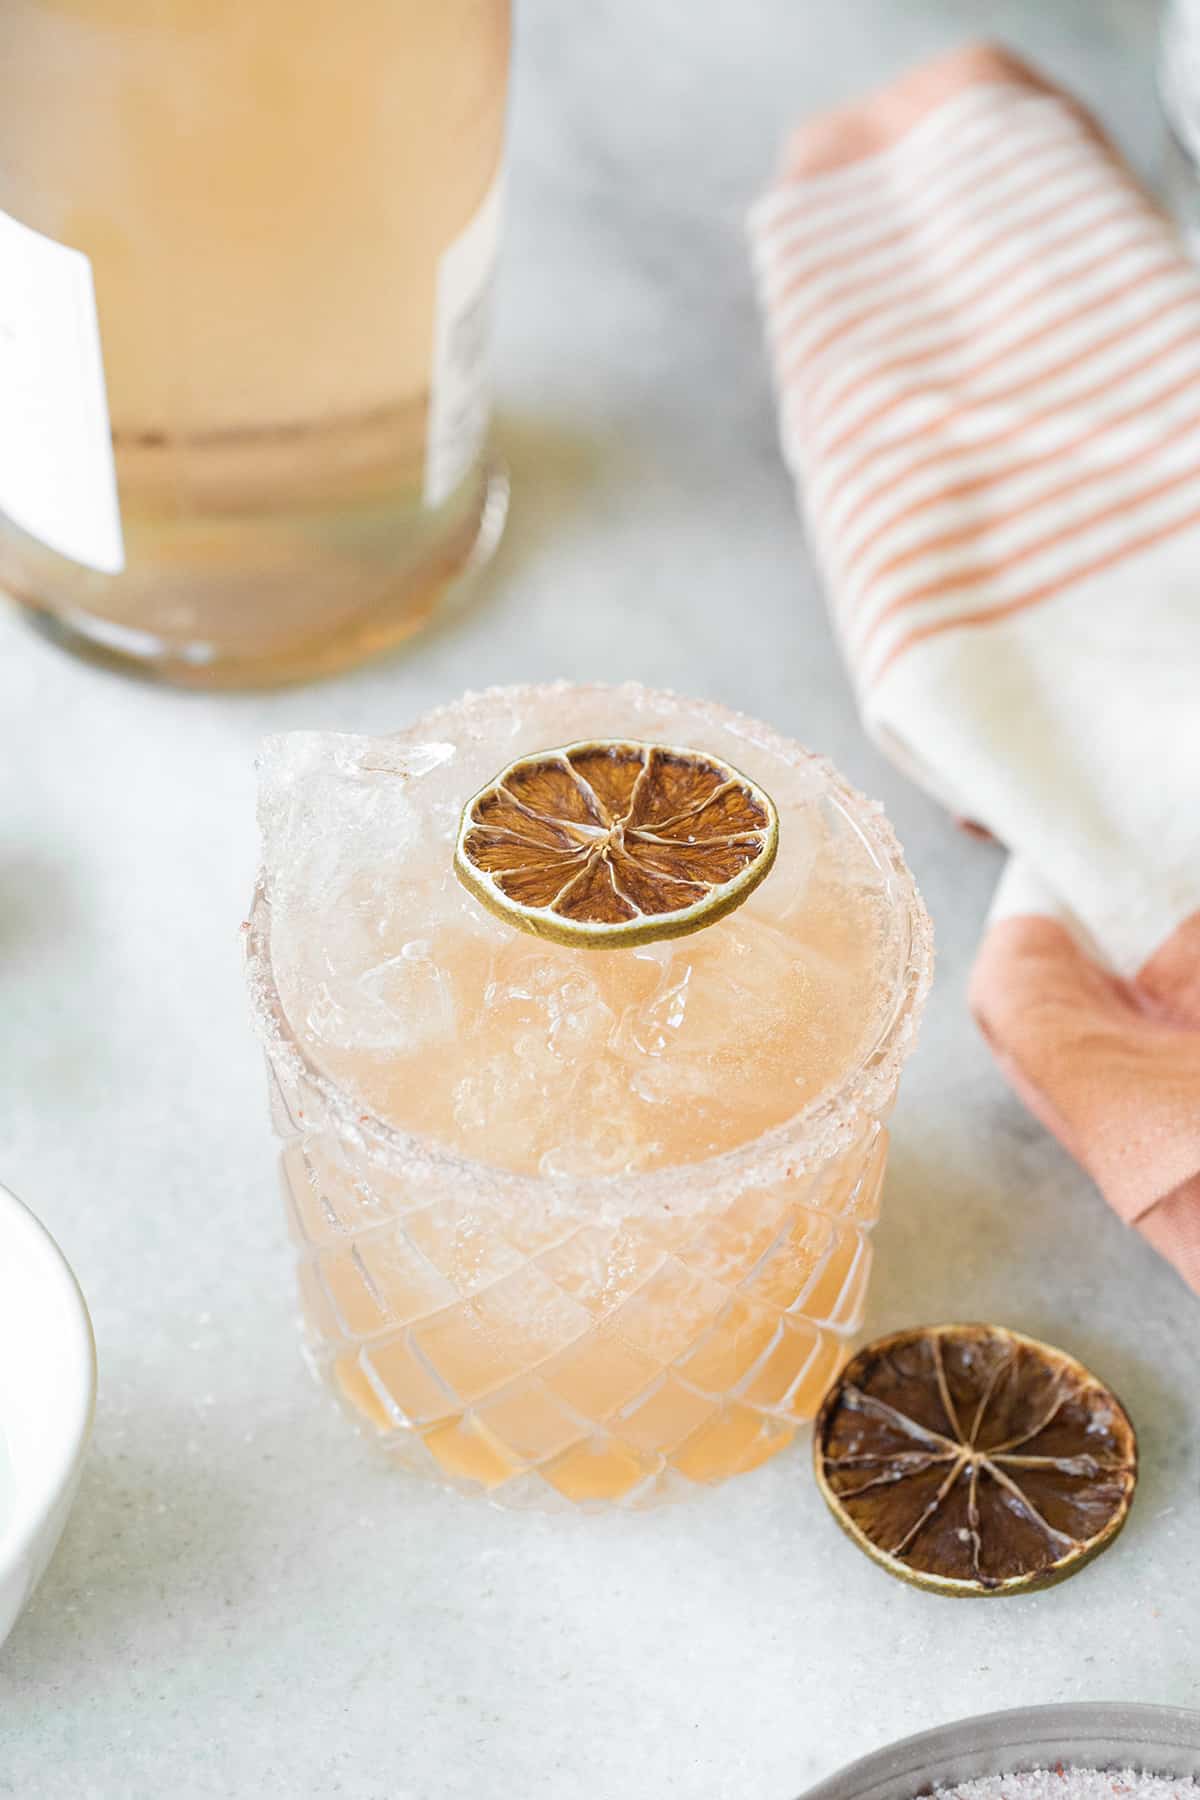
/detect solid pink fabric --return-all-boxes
[970,912,1200,1292]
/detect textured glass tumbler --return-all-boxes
[246,797,931,1510]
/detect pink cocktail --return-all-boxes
[246,683,932,1505]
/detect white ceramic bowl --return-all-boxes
[0,1182,96,1649]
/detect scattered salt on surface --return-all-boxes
[931,1770,1200,1800]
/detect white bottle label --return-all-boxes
[424,172,503,509]
[0,209,124,574]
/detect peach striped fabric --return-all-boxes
[751,44,1200,1294]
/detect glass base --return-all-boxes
[8,459,508,690]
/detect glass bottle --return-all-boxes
[0,0,510,687]
[1161,0,1200,253]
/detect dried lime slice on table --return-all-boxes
[814,1323,1137,1597]
[454,739,779,948]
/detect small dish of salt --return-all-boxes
[802,1704,1200,1800]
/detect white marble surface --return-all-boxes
[2,2,1197,1795]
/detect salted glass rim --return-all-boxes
[244,685,934,1220]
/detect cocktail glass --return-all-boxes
[245,684,932,1507]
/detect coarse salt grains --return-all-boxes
[931,1771,1200,1800]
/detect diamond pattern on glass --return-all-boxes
[284,1109,890,1505]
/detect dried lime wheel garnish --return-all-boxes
[814,1323,1137,1597]
[454,738,779,949]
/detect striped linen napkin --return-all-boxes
[750,43,1200,1293]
